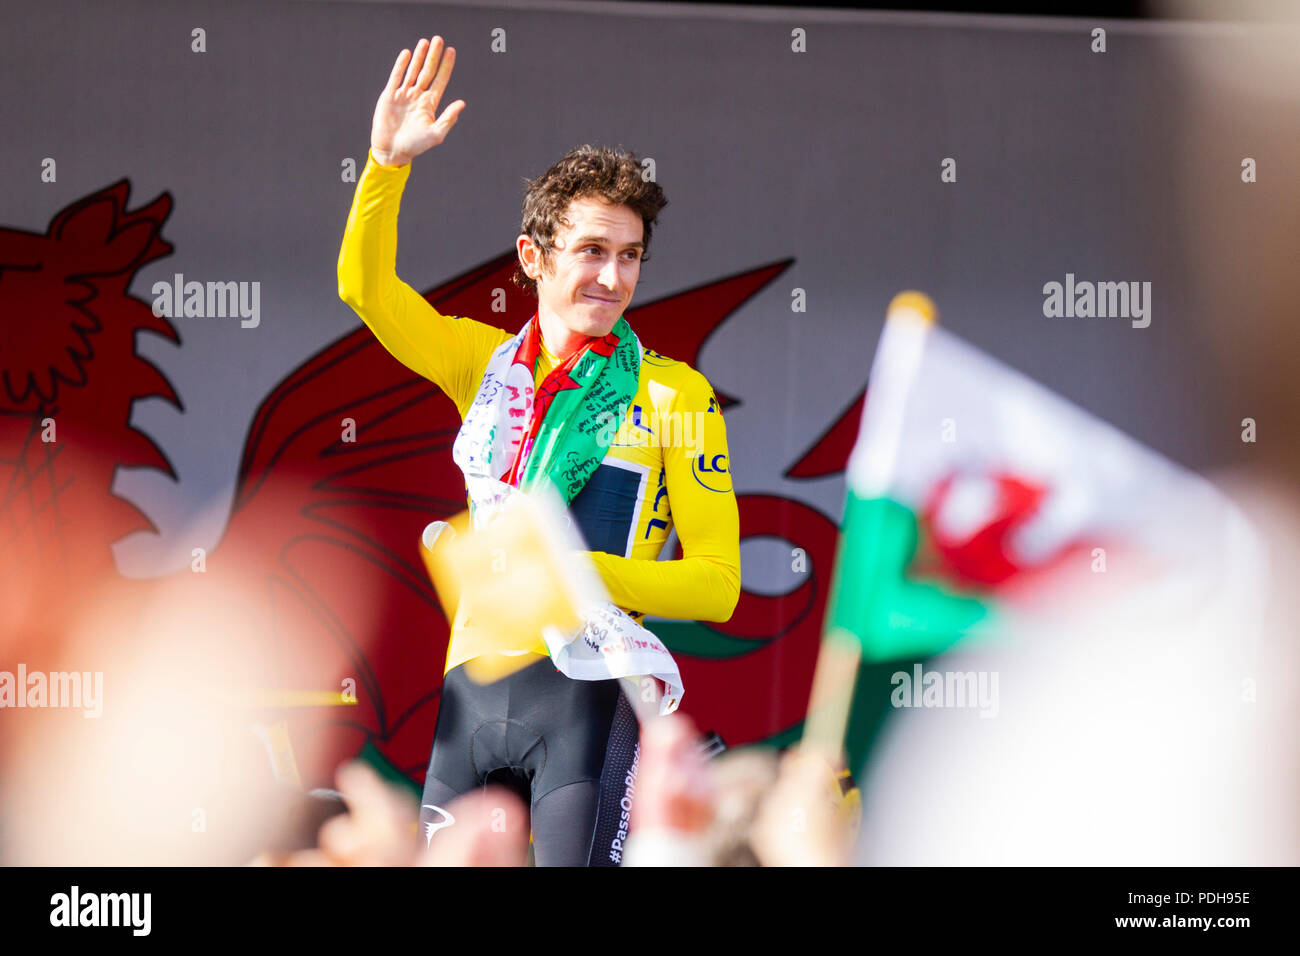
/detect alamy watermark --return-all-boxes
[152,272,260,328]
[0,664,103,717]
[890,664,998,718]
[598,404,708,456]
[50,886,150,936]
[1042,273,1150,328]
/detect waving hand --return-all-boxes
[370,36,466,167]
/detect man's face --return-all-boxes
[519,196,644,339]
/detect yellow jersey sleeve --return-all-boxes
[336,151,507,415]
[587,368,741,623]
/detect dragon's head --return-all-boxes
[0,181,181,642]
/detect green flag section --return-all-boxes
[825,306,1260,664]
[827,494,989,661]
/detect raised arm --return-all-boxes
[337,37,501,410]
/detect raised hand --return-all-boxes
[370,36,466,168]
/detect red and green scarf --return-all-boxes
[453,313,641,506]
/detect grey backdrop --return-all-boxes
[0,0,1278,587]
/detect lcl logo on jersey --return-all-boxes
[692,452,731,492]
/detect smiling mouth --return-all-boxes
[583,293,619,304]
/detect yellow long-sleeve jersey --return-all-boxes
[338,152,741,674]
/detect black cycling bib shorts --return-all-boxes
[418,656,641,867]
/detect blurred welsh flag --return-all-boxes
[826,294,1262,662]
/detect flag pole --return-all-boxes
[800,291,938,767]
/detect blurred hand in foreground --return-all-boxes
[255,762,528,866]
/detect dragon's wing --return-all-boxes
[224,255,531,787]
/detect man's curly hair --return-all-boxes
[512,145,668,297]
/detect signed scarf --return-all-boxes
[449,314,686,714]
[455,314,640,508]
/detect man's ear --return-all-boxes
[516,234,538,280]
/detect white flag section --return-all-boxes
[849,315,1266,636]
[853,316,1278,866]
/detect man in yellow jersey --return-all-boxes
[338,36,739,865]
